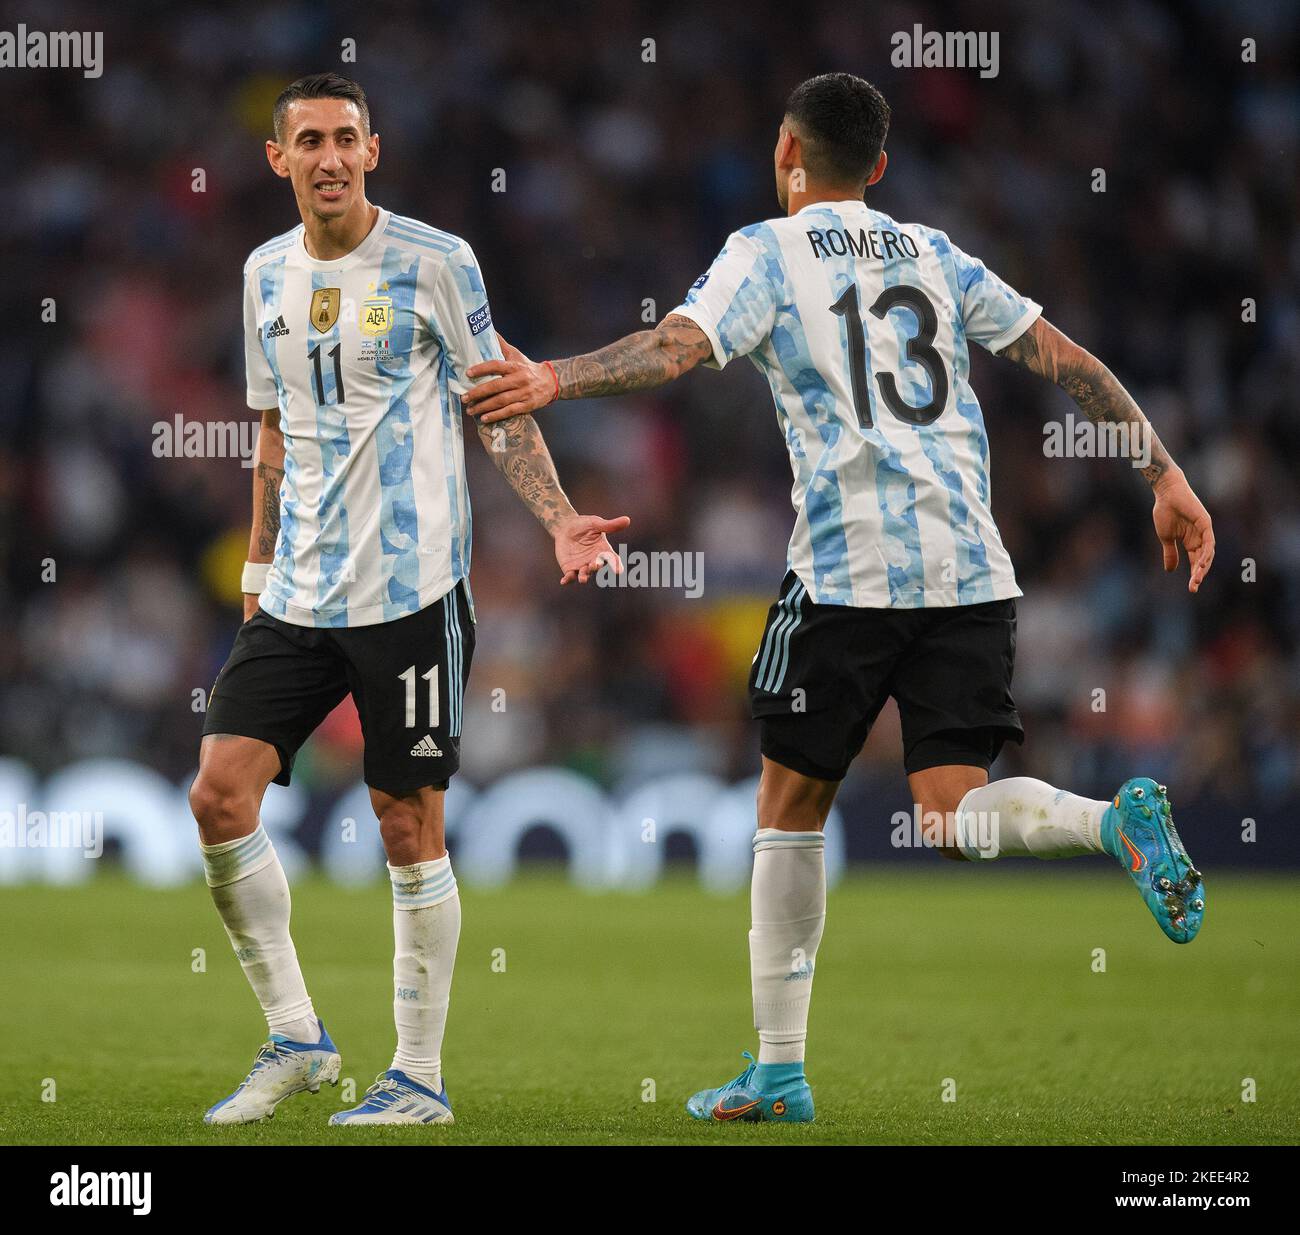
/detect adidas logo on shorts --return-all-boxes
[410,734,443,757]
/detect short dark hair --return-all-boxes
[784,73,890,186]
[273,73,370,142]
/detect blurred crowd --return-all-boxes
[1,0,1297,864]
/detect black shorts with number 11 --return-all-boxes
[204,582,475,797]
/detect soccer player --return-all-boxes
[190,73,628,1127]
[462,73,1215,1124]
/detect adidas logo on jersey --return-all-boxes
[410,734,443,757]
[264,315,290,339]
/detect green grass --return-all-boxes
[1,867,1297,1144]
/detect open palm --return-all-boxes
[555,514,631,584]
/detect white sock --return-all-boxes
[389,856,460,1092]
[750,829,825,1066]
[201,824,319,1043]
[955,777,1108,860]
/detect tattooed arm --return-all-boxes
[1000,318,1178,488]
[1000,317,1215,592]
[461,316,713,423]
[475,413,630,584]
[475,413,575,536]
[244,408,284,620]
[551,315,714,399]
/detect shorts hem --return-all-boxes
[903,725,1024,776]
[759,732,849,783]
[199,724,293,786]
[365,770,456,798]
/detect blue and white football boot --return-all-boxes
[329,1069,455,1126]
[1100,777,1205,944]
[686,1052,815,1123]
[203,1020,341,1124]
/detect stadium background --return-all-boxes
[2,0,1298,873]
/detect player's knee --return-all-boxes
[188,774,254,840]
[375,802,424,859]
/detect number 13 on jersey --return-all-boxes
[829,283,949,429]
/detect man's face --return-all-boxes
[267,97,378,221]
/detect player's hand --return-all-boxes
[1152,470,1215,593]
[242,593,260,621]
[553,514,631,585]
[464,343,558,423]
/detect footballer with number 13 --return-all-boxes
[189,74,628,1127]
[464,73,1216,1124]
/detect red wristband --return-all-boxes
[543,360,559,405]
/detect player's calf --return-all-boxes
[907,764,990,861]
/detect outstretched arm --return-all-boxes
[462,316,713,423]
[475,412,630,584]
[1001,317,1215,592]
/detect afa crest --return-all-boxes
[309,287,341,333]
[361,287,393,338]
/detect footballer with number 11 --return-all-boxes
[189,73,628,1127]
[464,73,1215,1125]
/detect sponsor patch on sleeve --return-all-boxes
[689,273,709,292]
[467,304,492,336]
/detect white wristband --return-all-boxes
[241,561,270,594]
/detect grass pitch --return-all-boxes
[2,866,1297,1145]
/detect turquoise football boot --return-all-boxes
[1100,778,1204,944]
[686,1052,814,1123]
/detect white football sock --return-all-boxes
[955,777,1107,860]
[750,829,825,1066]
[201,824,319,1043]
[389,856,460,1093]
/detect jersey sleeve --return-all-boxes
[670,229,778,369]
[430,241,504,396]
[948,241,1041,354]
[243,265,279,410]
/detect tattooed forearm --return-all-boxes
[477,413,576,534]
[248,409,284,562]
[255,461,283,556]
[553,314,713,399]
[1001,318,1177,488]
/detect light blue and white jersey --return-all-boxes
[243,207,500,627]
[672,199,1040,608]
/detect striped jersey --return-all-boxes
[672,199,1041,608]
[243,207,500,627]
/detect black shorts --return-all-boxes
[749,571,1024,781]
[203,583,475,797]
